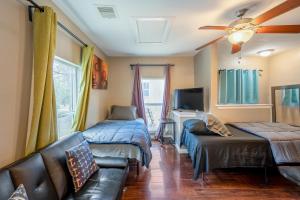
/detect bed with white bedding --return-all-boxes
[82,118,152,167]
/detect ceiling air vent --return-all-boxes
[97,6,117,19]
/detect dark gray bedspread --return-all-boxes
[181,125,274,179]
[230,122,300,186]
[82,119,152,167]
[230,122,300,164]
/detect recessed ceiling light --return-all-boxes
[257,49,274,57]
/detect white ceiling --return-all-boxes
[52,0,300,57]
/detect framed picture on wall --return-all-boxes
[92,55,108,89]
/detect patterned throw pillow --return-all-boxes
[66,140,99,192]
[197,112,232,137]
[9,184,28,200]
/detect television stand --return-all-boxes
[171,110,200,154]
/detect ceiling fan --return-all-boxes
[196,0,300,54]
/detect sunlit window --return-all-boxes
[142,81,150,97]
[53,57,81,138]
[142,78,165,134]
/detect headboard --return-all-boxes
[271,84,300,126]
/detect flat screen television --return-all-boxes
[174,88,204,111]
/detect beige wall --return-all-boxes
[194,42,271,123]
[107,57,194,109]
[0,0,33,167]
[56,29,81,65]
[0,0,108,167]
[194,47,212,112]
[269,47,300,87]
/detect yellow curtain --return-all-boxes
[72,46,95,131]
[26,7,57,155]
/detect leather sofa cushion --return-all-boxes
[94,156,128,168]
[41,133,85,199]
[64,168,126,200]
[0,169,15,200]
[9,154,58,200]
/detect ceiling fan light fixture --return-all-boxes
[227,29,255,44]
[257,49,274,57]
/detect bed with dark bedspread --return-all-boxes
[180,124,274,179]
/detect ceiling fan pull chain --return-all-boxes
[238,49,242,65]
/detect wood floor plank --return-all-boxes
[122,142,300,200]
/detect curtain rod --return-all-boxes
[218,68,263,72]
[130,64,174,70]
[26,0,88,47]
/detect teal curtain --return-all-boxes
[219,69,259,104]
[242,70,259,104]
[282,88,300,107]
[219,70,227,104]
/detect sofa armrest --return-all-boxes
[94,156,128,168]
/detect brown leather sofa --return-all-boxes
[0,133,129,200]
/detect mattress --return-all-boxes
[181,124,274,179]
[89,143,141,161]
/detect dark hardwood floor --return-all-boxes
[122,142,300,200]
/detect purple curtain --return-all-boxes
[156,65,171,139]
[131,66,147,124]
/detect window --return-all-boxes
[53,57,81,138]
[219,69,259,104]
[142,81,150,97]
[142,78,165,134]
[282,88,300,107]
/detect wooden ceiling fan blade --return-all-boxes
[231,44,241,54]
[253,1,300,25]
[198,26,228,30]
[195,36,224,51]
[256,25,300,33]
